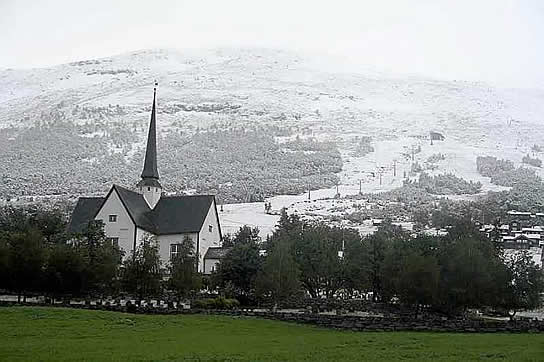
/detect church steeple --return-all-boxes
[137,83,162,208]
[141,84,159,180]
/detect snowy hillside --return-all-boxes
[1,48,543,202]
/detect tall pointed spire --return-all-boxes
[141,82,159,181]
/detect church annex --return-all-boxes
[68,85,222,273]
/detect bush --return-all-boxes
[522,154,542,168]
[427,153,445,163]
[192,297,240,310]
[407,173,482,195]
[476,156,515,177]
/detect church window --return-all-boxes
[170,244,182,259]
[109,215,117,222]
[209,225,213,233]
[107,237,119,247]
[148,187,151,191]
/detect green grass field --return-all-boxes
[0,307,542,361]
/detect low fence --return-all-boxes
[1,300,543,333]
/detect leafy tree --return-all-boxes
[397,252,440,316]
[361,220,405,302]
[215,228,262,299]
[342,234,369,296]
[168,236,202,299]
[497,251,544,319]
[256,236,300,306]
[122,235,162,301]
[0,236,9,291]
[0,206,67,243]
[292,224,345,298]
[436,236,501,314]
[78,220,122,296]
[222,226,261,248]
[44,243,86,299]
[6,228,46,301]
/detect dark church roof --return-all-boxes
[67,197,104,233]
[68,185,218,236]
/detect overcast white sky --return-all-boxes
[1,0,543,88]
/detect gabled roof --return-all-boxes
[68,185,218,236]
[150,194,216,234]
[204,247,232,260]
[113,185,155,232]
[67,197,105,233]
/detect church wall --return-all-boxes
[157,233,197,268]
[95,189,135,258]
[198,200,222,273]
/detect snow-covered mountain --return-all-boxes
[1,48,543,200]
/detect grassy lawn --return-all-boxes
[0,307,542,361]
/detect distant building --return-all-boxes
[68,86,222,273]
[481,210,544,249]
[429,131,445,141]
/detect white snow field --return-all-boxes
[2,48,544,238]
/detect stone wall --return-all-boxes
[2,301,543,333]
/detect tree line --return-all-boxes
[213,211,543,317]
[0,206,198,303]
[1,205,542,319]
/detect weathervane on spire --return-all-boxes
[154,80,158,94]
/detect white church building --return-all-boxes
[68,85,222,273]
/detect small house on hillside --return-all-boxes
[429,131,445,141]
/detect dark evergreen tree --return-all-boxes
[256,236,300,306]
[122,235,162,301]
[168,236,201,299]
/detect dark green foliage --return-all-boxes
[0,206,67,242]
[477,156,515,177]
[225,225,261,247]
[293,225,344,298]
[4,228,46,300]
[497,251,544,319]
[362,221,407,302]
[407,173,482,195]
[0,206,122,298]
[256,236,300,304]
[0,125,341,203]
[0,237,8,290]
[160,128,342,203]
[214,227,262,298]
[77,220,123,296]
[435,236,505,314]
[44,243,86,297]
[168,236,201,299]
[121,235,163,300]
[192,297,240,310]
[342,233,370,296]
[397,252,440,313]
